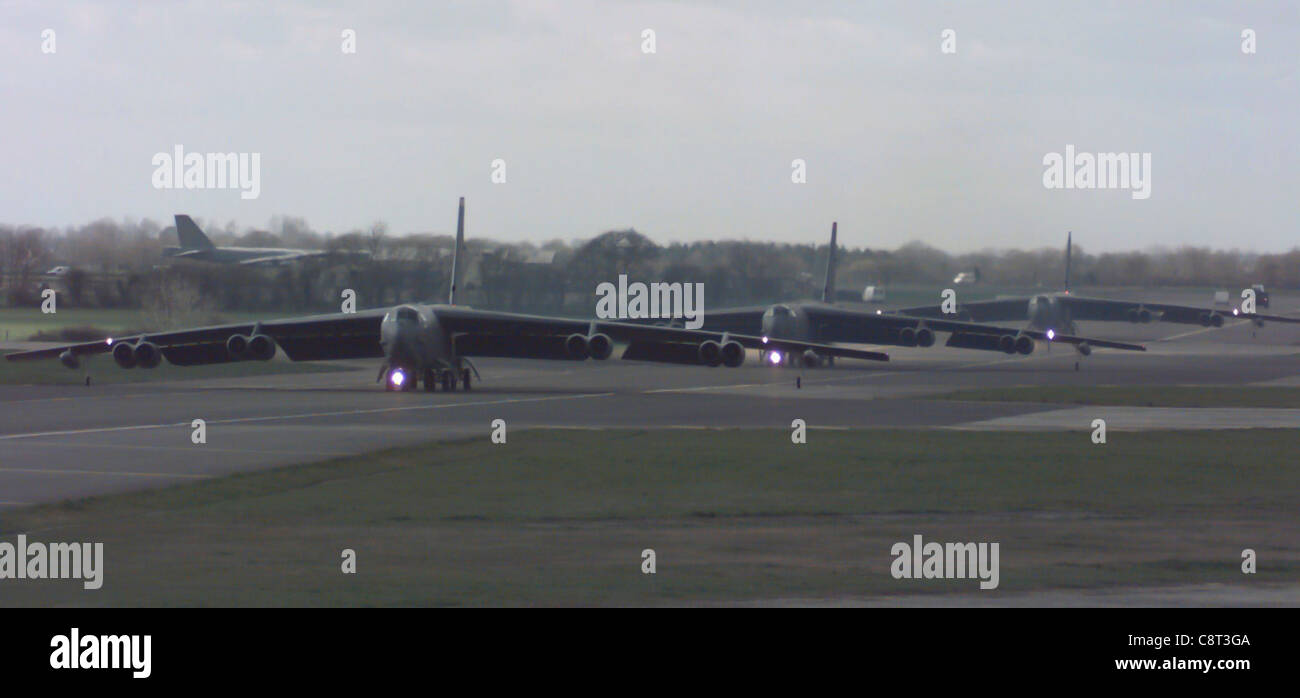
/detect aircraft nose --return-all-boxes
[381,316,420,362]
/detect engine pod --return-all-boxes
[134,341,162,369]
[113,341,137,368]
[720,341,744,367]
[698,340,722,366]
[248,334,276,361]
[565,333,589,360]
[587,333,613,361]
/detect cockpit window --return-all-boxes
[396,307,420,322]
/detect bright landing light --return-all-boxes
[390,368,406,387]
[768,351,783,365]
[1046,329,1055,340]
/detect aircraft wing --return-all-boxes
[1057,295,1300,326]
[801,305,1145,352]
[236,251,327,266]
[433,307,889,363]
[5,306,889,369]
[4,310,389,365]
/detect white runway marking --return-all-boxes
[955,406,1300,431]
[0,392,614,442]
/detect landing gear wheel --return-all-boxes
[461,368,472,391]
[441,370,456,392]
[423,368,437,392]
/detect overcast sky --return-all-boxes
[2,1,1296,252]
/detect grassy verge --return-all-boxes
[927,385,1300,408]
[2,429,1295,606]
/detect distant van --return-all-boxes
[1252,284,1270,308]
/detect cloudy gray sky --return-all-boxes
[2,1,1296,251]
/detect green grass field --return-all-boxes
[2,428,1294,606]
[930,385,1300,408]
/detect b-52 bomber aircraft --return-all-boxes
[892,232,1300,336]
[668,223,1146,367]
[162,215,349,266]
[6,199,889,391]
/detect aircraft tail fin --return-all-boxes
[1064,231,1072,292]
[449,197,465,305]
[821,221,838,303]
[174,215,215,251]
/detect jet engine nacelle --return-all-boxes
[998,334,1016,354]
[720,340,745,367]
[587,333,613,361]
[1075,341,1092,356]
[565,333,589,360]
[134,341,162,369]
[899,327,917,347]
[1014,334,1034,355]
[112,341,137,368]
[698,340,723,366]
[248,334,276,361]
[227,334,250,358]
[59,350,79,370]
[915,327,935,348]
[802,349,822,367]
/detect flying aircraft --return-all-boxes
[162,215,355,266]
[668,223,1146,366]
[891,232,1300,336]
[6,199,889,391]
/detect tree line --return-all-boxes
[2,217,1296,318]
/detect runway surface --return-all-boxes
[2,295,1299,507]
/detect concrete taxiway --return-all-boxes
[2,302,1299,508]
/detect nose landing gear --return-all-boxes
[387,364,474,393]
[383,367,418,391]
